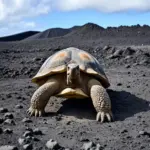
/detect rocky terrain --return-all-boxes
[0,23,150,150]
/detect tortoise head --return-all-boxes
[67,61,80,86]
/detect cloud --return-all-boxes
[0,21,36,36]
[55,0,150,12]
[1,0,150,36]
[0,21,37,36]
[0,0,53,36]
[0,0,53,23]
[9,21,36,29]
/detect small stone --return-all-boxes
[23,131,33,137]
[66,121,71,125]
[125,64,131,68]
[6,94,12,98]
[80,138,89,142]
[124,47,135,55]
[132,63,139,66]
[43,121,48,124]
[144,52,150,57]
[127,85,130,88]
[136,115,142,119]
[15,105,23,109]
[140,145,145,149]
[103,45,110,50]
[0,118,4,124]
[117,83,122,86]
[33,57,41,62]
[33,137,40,141]
[107,53,121,59]
[121,129,128,134]
[0,107,8,113]
[55,115,62,121]
[25,136,33,140]
[139,60,149,65]
[27,85,33,89]
[25,136,38,141]
[126,136,132,139]
[23,144,33,150]
[138,130,150,137]
[22,118,32,123]
[4,128,13,134]
[18,138,25,145]
[128,71,131,74]
[111,49,123,58]
[139,131,145,135]
[16,96,22,100]
[0,127,3,134]
[106,54,114,59]
[82,142,95,150]
[4,113,14,119]
[33,128,43,135]
[25,127,33,132]
[125,55,132,60]
[46,139,60,150]
[57,129,64,135]
[0,145,18,150]
[4,119,15,125]
[18,138,30,145]
[96,143,103,150]
[109,47,116,54]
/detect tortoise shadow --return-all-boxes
[57,89,150,121]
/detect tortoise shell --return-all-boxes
[32,47,110,88]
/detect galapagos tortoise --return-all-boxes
[27,47,113,122]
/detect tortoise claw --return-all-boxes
[96,111,113,123]
[27,107,44,117]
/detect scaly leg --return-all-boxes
[27,79,59,117]
[88,79,113,122]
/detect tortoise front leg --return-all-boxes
[27,79,59,117]
[88,79,113,122]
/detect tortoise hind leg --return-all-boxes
[88,79,113,122]
[27,79,59,117]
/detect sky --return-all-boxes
[1,0,150,37]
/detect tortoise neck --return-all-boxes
[67,78,81,87]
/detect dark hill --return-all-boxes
[2,22,150,47]
[81,22,105,31]
[2,23,150,42]
[70,25,80,31]
[64,23,105,39]
[24,27,76,40]
[64,23,150,40]
[23,26,81,41]
[0,31,39,42]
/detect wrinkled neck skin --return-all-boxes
[67,63,81,87]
